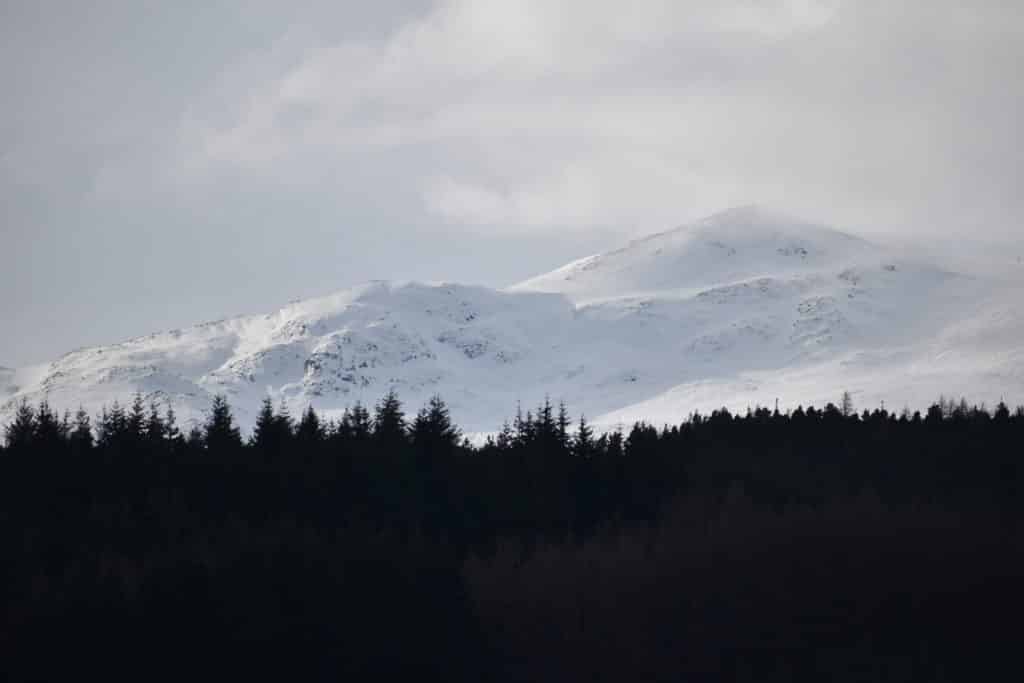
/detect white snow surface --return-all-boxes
[3,206,1022,436]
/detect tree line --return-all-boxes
[2,390,1023,681]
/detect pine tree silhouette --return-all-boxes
[348,402,372,443]
[573,415,595,459]
[69,407,93,456]
[252,397,293,459]
[411,395,461,461]
[145,400,167,453]
[4,400,36,453]
[165,405,182,454]
[296,404,325,449]
[373,389,407,451]
[204,395,242,456]
[128,393,147,451]
[34,401,67,456]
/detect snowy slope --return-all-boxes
[2,207,1021,435]
[513,206,879,301]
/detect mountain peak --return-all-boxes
[665,205,864,246]
[512,206,874,300]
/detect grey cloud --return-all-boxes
[2,1,1022,367]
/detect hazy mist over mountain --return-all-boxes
[3,1,1023,369]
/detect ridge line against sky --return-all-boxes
[2,0,1023,366]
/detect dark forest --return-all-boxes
[2,391,1023,681]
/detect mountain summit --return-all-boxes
[512,206,877,300]
[2,208,1021,434]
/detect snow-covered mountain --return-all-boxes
[3,206,1022,435]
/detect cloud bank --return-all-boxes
[181,0,1023,236]
[1,1,1022,365]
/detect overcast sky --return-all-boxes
[2,0,1022,367]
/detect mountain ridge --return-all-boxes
[2,207,1021,434]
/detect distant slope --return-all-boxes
[2,207,1021,435]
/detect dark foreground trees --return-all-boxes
[2,392,1024,681]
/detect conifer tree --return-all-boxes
[4,400,36,452]
[348,402,372,442]
[496,420,514,451]
[128,393,147,448]
[373,389,407,451]
[531,398,559,454]
[184,424,205,456]
[204,395,242,455]
[97,401,128,452]
[332,408,353,445]
[34,401,67,456]
[146,400,167,451]
[252,397,275,444]
[296,405,325,447]
[557,401,572,452]
[537,398,555,436]
[625,422,658,456]
[70,407,93,455]
[252,397,293,458]
[572,415,595,459]
[165,405,182,453]
[411,395,461,460]
[275,399,294,438]
[512,403,529,447]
